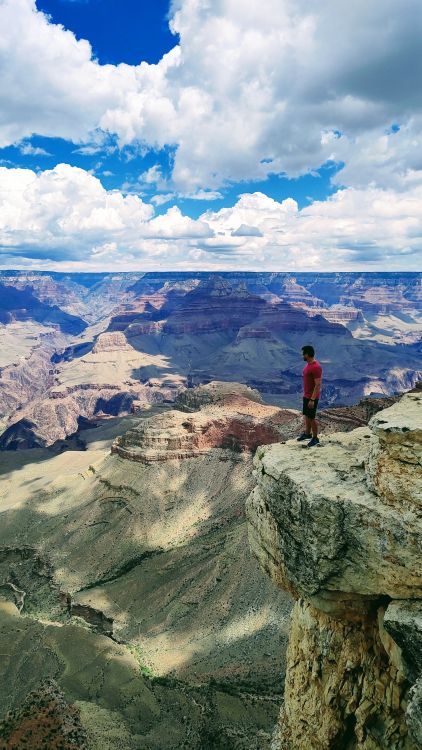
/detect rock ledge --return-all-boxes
[247,390,422,749]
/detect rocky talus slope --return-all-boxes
[247,389,422,749]
[0,679,88,750]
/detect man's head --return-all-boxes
[302,344,315,362]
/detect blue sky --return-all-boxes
[0,0,340,219]
[0,132,340,219]
[0,0,421,271]
[37,0,176,65]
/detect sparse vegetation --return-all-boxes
[98,477,140,497]
[126,643,154,678]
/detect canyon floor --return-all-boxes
[0,390,295,749]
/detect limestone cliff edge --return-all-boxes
[247,388,422,749]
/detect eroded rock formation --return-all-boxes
[175,380,263,411]
[2,273,421,448]
[0,343,57,419]
[0,329,185,448]
[112,382,299,462]
[246,389,422,748]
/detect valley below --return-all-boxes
[0,385,296,749]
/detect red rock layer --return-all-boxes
[112,390,299,463]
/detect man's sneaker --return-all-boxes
[303,437,320,448]
[296,432,312,442]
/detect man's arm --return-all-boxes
[309,377,322,402]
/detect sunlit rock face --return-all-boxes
[112,382,299,463]
[175,380,263,411]
[296,272,422,314]
[273,277,326,309]
[308,305,363,325]
[0,329,186,449]
[365,391,422,510]
[247,390,422,749]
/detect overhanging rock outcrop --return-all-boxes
[246,389,422,749]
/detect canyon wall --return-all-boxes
[246,388,422,749]
[1,273,421,448]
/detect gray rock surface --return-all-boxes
[384,600,422,682]
[366,390,422,509]
[407,678,422,748]
[248,423,422,604]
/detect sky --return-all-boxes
[0,0,421,272]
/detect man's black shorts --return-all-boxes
[303,397,319,419]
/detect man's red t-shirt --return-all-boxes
[303,360,323,398]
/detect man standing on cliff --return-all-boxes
[297,345,323,448]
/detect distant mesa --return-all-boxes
[91,331,132,353]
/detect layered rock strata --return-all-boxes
[0,380,298,748]
[113,385,298,463]
[0,343,57,419]
[0,281,87,334]
[308,305,363,325]
[175,380,263,411]
[0,330,186,448]
[246,390,422,748]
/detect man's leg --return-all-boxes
[298,409,312,441]
[310,418,318,438]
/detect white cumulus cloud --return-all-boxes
[1,1,422,270]
[0,165,421,270]
[141,206,213,239]
[0,164,154,261]
[1,0,422,192]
